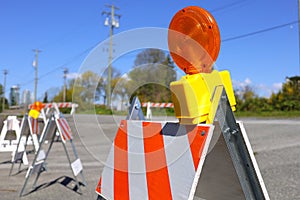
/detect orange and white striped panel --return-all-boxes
[56,117,73,142]
[28,102,76,109]
[29,117,39,135]
[141,102,174,108]
[96,120,214,200]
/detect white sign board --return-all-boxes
[71,158,83,176]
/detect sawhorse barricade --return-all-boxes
[19,106,86,196]
[96,88,269,200]
[126,96,145,120]
[11,102,79,176]
[9,112,46,175]
[19,107,86,196]
[28,102,79,115]
[95,5,270,199]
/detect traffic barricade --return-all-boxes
[95,5,269,200]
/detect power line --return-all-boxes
[39,44,95,79]
[210,0,247,13]
[222,20,298,42]
[19,42,98,89]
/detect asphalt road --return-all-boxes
[0,114,299,200]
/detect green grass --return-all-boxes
[77,105,175,116]
[78,105,300,118]
[77,110,97,114]
[146,107,175,116]
[235,111,300,118]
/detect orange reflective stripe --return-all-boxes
[58,118,72,141]
[31,118,38,135]
[114,120,129,200]
[143,122,172,200]
[96,177,102,194]
[187,126,209,170]
[58,120,67,141]
[31,118,34,134]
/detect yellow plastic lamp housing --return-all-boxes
[170,70,236,124]
[28,109,40,119]
[29,101,45,119]
[219,70,236,112]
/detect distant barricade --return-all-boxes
[141,102,174,120]
[28,102,78,115]
[141,102,174,108]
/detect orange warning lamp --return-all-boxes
[168,6,236,124]
[168,6,220,74]
[29,101,45,119]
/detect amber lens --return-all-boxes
[33,101,45,111]
[168,6,220,74]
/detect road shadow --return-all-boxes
[10,168,28,175]
[23,176,85,196]
[0,160,11,165]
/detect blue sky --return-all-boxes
[0,0,299,101]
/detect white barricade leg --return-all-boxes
[31,134,39,152]
[28,117,40,151]
[0,116,20,152]
[10,116,30,175]
[11,140,28,166]
[146,102,152,120]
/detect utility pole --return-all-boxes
[63,68,68,102]
[102,5,121,107]
[2,69,7,112]
[33,49,41,102]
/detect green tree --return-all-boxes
[270,76,300,111]
[127,49,177,103]
[0,84,8,112]
[235,76,300,113]
[235,85,257,111]
[43,92,48,103]
[70,71,100,111]
[53,86,73,102]
[52,70,124,111]
[96,67,121,105]
[52,71,99,111]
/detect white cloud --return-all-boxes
[66,73,81,79]
[233,78,282,98]
[232,78,252,89]
[121,73,131,81]
[255,83,282,97]
[272,82,283,90]
[244,78,252,85]
[255,84,272,97]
